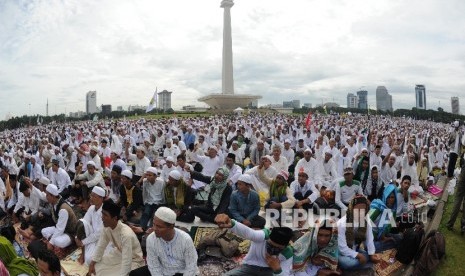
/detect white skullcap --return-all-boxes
[238,174,253,185]
[166,156,175,163]
[92,186,106,197]
[46,184,59,196]
[284,139,291,144]
[324,148,332,155]
[121,169,133,179]
[90,146,99,152]
[304,148,312,153]
[137,146,146,154]
[87,161,96,167]
[38,176,50,186]
[454,121,459,127]
[155,207,176,224]
[146,167,158,175]
[262,155,272,161]
[168,170,182,180]
[166,139,173,143]
[172,136,179,140]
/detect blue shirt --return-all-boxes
[229,190,260,222]
[183,133,196,147]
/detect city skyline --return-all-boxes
[1,0,465,119]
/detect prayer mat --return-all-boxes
[13,223,32,258]
[198,255,243,276]
[61,249,88,276]
[192,227,250,254]
[374,249,404,276]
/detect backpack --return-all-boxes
[396,224,425,264]
[412,230,446,276]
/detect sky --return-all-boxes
[1,0,464,120]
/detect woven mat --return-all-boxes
[192,227,250,254]
[374,249,404,276]
[61,249,88,276]
[13,223,32,258]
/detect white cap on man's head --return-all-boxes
[155,207,176,224]
[168,170,181,180]
[38,176,50,186]
[146,167,158,175]
[92,186,106,197]
[121,170,133,179]
[46,184,59,196]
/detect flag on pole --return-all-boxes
[305,112,312,130]
[146,88,158,113]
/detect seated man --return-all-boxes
[334,167,363,210]
[88,200,145,276]
[369,184,402,253]
[75,186,106,265]
[13,177,46,227]
[139,167,165,231]
[188,167,233,223]
[164,170,194,222]
[257,167,295,211]
[215,213,294,276]
[292,219,340,275]
[229,174,261,227]
[73,161,105,201]
[129,207,198,276]
[337,196,380,270]
[41,184,78,250]
[289,170,320,210]
[118,170,143,223]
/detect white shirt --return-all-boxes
[49,168,72,193]
[146,229,198,276]
[163,145,181,160]
[282,148,295,168]
[142,178,165,205]
[52,206,69,241]
[75,170,106,190]
[13,186,46,215]
[194,152,225,177]
[81,205,104,246]
[289,180,320,203]
[161,165,176,183]
[127,153,151,177]
[337,216,375,258]
[294,157,318,181]
[271,156,289,173]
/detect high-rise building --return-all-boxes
[415,85,426,110]
[303,103,312,108]
[376,86,393,112]
[283,100,300,108]
[356,90,368,109]
[86,91,97,114]
[101,104,112,114]
[347,93,357,108]
[158,90,172,111]
[451,97,460,114]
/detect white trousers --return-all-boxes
[95,247,144,276]
[80,219,98,265]
[42,226,72,248]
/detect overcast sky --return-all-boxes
[1,0,464,120]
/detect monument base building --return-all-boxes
[198,94,261,110]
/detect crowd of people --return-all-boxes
[0,112,463,276]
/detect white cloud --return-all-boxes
[1,0,465,120]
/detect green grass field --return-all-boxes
[434,194,465,276]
